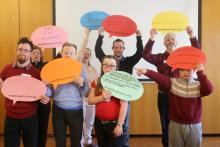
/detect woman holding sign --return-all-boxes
[88,55,128,147]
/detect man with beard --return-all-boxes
[142,26,200,147]
[0,37,50,147]
[94,28,143,147]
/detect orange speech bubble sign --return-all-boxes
[167,46,206,71]
[40,58,83,87]
[102,15,137,37]
[1,75,46,105]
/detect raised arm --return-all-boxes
[186,26,200,48]
[125,29,143,65]
[142,28,160,65]
[196,64,213,96]
[136,68,171,92]
[95,27,106,62]
[77,28,91,61]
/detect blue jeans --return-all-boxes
[158,91,169,147]
[116,102,130,147]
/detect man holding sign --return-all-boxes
[0,37,50,147]
[95,27,143,147]
[142,26,199,147]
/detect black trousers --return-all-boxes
[37,102,51,147]
[52,105,83,147]
[4,114,38,147]
[158,91,170,147]
[95,117,125,147]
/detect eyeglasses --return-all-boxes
[102,64,116,68]
[17,48,31,53]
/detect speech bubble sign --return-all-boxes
[40,58,83,88]
[101,71,144,101]
[31,25,68,48]
[80,11,109,30]
[167,46,206,71]
[102,15,137,37]
[1,75,46,105]
[152,11,189,33]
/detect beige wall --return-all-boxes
[0,0,220,135]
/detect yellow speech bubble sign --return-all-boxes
[41,58,82,87]
[152,11,189,33]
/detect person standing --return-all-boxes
[77,29,98,147]
[95,28,143,147]
[142,26,200,147]
[0,37,50,147]
[31,46,51,147]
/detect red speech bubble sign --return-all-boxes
[1,75,46,105]
[31,25,68,48]
[167,46,206,71]
[102,15,137,37]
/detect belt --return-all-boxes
[100,120,117,124]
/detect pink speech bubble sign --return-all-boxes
[31,25,68,48]
[167,46,206,71]
[102,15,137,37]
[1,75,46,105]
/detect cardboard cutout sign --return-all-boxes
[80,11,109,30]
[1,75,46,105]
[101,71,144,101]
[102,15,137,37]
[31,25,68,48]
[41,58,82,88]
[167,46,206,71]
[152,11,189,33]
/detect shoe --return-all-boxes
[84,143,98,147]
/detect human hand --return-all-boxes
[102,90,111,102]
[74,77,84,87]
[195,63,204,72]
[39,95,50,105]
[136,29,141,36]
[113,125,123,137]
[98,27,104,36]
[135,68,147,76]
[150,28,157,41]
[186,26,195,38]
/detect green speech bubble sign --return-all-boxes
[101,71,144,101]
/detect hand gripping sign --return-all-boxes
[1,75,46,105]
[102,15,137,37]
[167,46,206,71]
[80,11,109,30]
[101,71,144,101]
[40,58,83,88]
[152,11,189,33]
[31,25,68,48]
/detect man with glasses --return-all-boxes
[0,37,50,147]
[95,28,143,147]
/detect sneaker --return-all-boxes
[84,143,98,147]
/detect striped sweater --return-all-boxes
[145,70,213,124]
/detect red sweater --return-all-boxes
[0,63,40,119]
[91,81,120,121]
[145,70,213,124]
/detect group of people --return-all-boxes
[0,26,213,147]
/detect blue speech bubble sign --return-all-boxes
[101,71,144,101]
[80,11,109,30]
